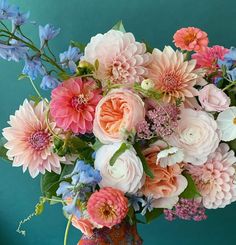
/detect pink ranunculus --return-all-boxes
[93,89,145,144]
[72,216,94,237]
[199,84,230,112]
[173,27,209,52]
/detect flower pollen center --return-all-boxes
[29,130,50,151]
[233,118,236,125]
[100,203,116,219]
[71,94,88,111]
[161,71,181,92]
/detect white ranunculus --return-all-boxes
[157,147,184,167]
[94,143,145,194]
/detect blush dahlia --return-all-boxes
[50,77,102,134]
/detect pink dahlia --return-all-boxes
[81,30,151,85]
[192,45,229,74]
[173,27,209,52]
[2,100,63,178]
[148,46,199,103]
[50,77,102,134]
[87,187,128,228]
[186,143,236,209]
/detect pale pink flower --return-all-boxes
[93,89,145,144]
[186,143,236,209]
[173,27,209,52]
[192,45,229,74]
[50,77,102,134]
[148,46,199,103]
[2,100,63,178]
[199,84,230,112]
[81,30,151,85]
[87,187,128,228]
[166,108,220,165]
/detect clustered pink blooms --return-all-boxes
[136,120,153,139]
[147,104,180,137]
[164,198,207,222]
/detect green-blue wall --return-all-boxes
[0,0,236,244]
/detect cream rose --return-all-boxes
[93,89,145,144]
[94,143,144,194]
[166,108,220,165]
[199,84,230,112]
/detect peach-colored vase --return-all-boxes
[78,222,143,245]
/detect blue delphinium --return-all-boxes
[141,196,155,216]
[40,75,59,90]
[218,47,236,69]
[224,47,236,61]
[0,0,18,20]
[39,24,60,47]
[12,10,30,27]
[59,46,81,73]
[228,68,236,81]
[22,56,45,80]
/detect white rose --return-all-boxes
[94,143,144,194]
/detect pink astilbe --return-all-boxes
[136,120,153,139]
[147,104,180,137]
[164,198,207,222]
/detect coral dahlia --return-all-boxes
[2,100,63,178]
[148,46,199,103]
[87,187,128,228]
[50,77,102,134]
[81,30,151,85]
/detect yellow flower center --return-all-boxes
[233,118,236,125]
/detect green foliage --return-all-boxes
[59,164,74,180]
[58,72,71,80]
[127,207,135,225]
[109,143,130,166]
[35,197,46,215]
[143,40,154,53]
[145,208,163,224]
[133,83,162,101]
[180,172,201,199]
[18,73,28,80]
[133,141,154,179]
[70,40,86,52]
[92,138,103,151]
[0,137,10,162]
[112,20,126,33]
[29,95,41,105]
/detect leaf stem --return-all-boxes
[64,216,72,245]
[223,80,236,91]
[28,77,46,103]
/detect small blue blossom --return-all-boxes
[63,194,81,218]
[39,24,60,47]
[40,75,59,90]
[22,57,45,80]
[56,181,74,199]
[0,0,18,20]
[12,10,30,27]
[141,196,155,216]
[224,47,236,61]
[227,68,236,81]
[59,46,81,73]
[217,58,233,69]
[127,194,146,212]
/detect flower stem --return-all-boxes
[43,197,65,204]
[223,80,236,91]
[28,77,46,103]
[64,216,72,245]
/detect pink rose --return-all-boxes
[72,216,94,237]
[93,89,145,143]
[199,84,230,112]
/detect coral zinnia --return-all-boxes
[81,30,151,85]
[87,187,128,228]
[2,100,63,178]
[50,77,102,134]
[148,46,199,103]
[173,27,209,52]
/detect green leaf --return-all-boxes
[109,143,130,166]
[59,164,74,180]
[180,172,201,199]
[133,141,154,179]
[58,72,71,81]
[0,137,10,162]
[70,40,86,52]
[40,171,60,198]
[127,207,135,226]
[18,74,28,80]
[92,138,103,151]
[229,139,236,151]
[145,208,163,224]
[94,59,99,71]
[112,20,126,33]
[49,196,62,205]
[143,40,154,53]
[29,95,41,105]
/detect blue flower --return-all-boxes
[0,40,28,62]
[56,181,74,199]
[227,68,236,81]
[63,194,81,218]
[0,0,18,20]
[217,58,233,69]
[224,47,236,61]
[59,46,81,73]
[40,75,59,90]
[12,10,30,27]
[39,24,60,47]
[141,196,155,216]
[127,194,146,212]
[22,57,45,80]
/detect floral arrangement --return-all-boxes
[1,1,236,244]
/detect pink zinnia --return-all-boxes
[87,187,128,228]
[173,27,209,52]
[192,45,229,73]
[2,100,63,178]
[50,77,102,134]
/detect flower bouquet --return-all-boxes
[1,1,236,244]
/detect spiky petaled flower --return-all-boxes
[148,46,199,103]
[3,100,63,178]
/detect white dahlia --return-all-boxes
[81,30,151,85]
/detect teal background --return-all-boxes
[0,0,236,244]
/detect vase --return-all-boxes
[78,221,143,245]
